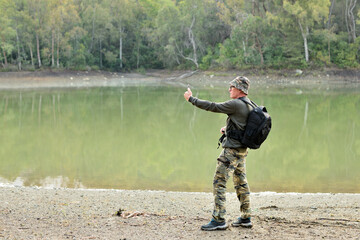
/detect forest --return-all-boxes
[0,0,359,72]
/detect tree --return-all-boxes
[281,0,331,62]
[82,0,110,68]
[106,0,137,70]
[0,0,359,71]
[0,0,16,68]
[64,26,87,68]
[27,0,49,68]
[176,0,213,68]
[345,0,357,42]
[241,15,273,65]
[6,0,26,70]
[178,13,199,68]
[48,0,80,68]
[217,0,246,28]
[151,0,226,68]
[21,12,36,67]
[217,0,281,67]
[325,0,337,62]
[151,3,181,67]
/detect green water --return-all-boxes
[0,84,359,193]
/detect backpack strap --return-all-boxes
[238,97,257,109]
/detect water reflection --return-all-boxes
[0,176,85,189]
[0,85,359,193]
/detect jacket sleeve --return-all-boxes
[188,96,236,114]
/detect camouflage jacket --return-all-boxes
[188,96,251,149]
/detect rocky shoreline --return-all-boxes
[1,186,359,239]
[0,69,359,90]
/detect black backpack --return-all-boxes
[239,98,272,149]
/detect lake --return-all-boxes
[0,79,359,193]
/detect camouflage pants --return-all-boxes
[212,147,251,222]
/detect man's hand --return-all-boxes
[220,126,226,134]
[184,88,192,101]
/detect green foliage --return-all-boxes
[0,0,359,71]
[72,43,87,69]
[216,39,244,69]
[199,47,216,70]
[332,39,360,68]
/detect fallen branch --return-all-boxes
[115,209,147,219]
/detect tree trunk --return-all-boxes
[255,35,264,65]
[36,33,42,67]
[345,0,357,43]
[345,0,357,42]
[349,0,356,41]
[2,49,8,67]
[21,44,26,62]
[328,38,331,61]
[303,32,309,63]
[327,0,335,61]
[327,0,335,28]
[187,16,198,68]
[90,6,96,52]
[57,31,60,68]
[243,40,248,64]
[298,20,309,62]
[345,0,350,42]
[252,0,262,17]
[51,29,55,67]
[262,1,267,14]
[304,34,309,63]
[29,43,34,66]
[99,39,102,68]
[119,29,123,69]
[137,40,140,69]
[252,0,256,15]
[16,29,22,71]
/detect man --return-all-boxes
[183,76,253,231]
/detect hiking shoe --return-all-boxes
[201,219,228,231]
[231,217,253,228]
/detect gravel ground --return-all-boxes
[1,186,359,239]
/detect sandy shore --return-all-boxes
[0,186,359,239]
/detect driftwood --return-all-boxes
[115,209,147,219]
